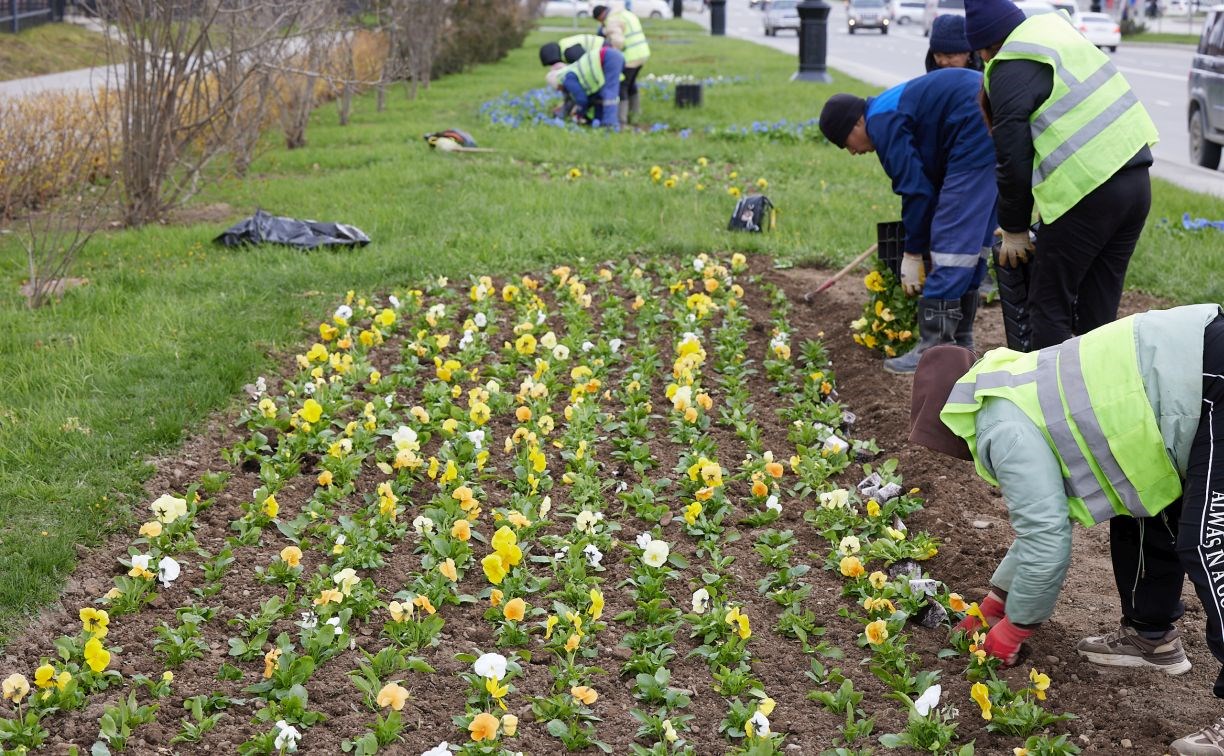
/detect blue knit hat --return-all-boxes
[964,0,1025,50]
[929,15,971,53]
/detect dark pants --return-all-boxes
[619,64,641,100]
[1111,316,1224,697]
[1029,164,1151,349]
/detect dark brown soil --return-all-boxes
[0,257,1207,756]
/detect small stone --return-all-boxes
[786,745,802,751]
[972,520,991,529]
[1079,734,1091,744]
[610,646,631,660]
[1118,688,1128,696]
[1121,739,1132,748]
[1071,673,1081,682]
[1046,655,1060,664]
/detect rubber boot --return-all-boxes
[629,91,641,123]
[618,100,629,127]
[955,290,979,351]
[883,297,962,375]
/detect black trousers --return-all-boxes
[619,64,641,100]
[1111,316,1224,697]
[1029,164,1151,350]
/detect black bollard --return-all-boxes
[673,0,683,17]
[710,0,726,34]
[793,0,833,82]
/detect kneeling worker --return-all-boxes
[538,34,605,68]
[819,67,997,373]
[545,43,624,128]
[909,305,1224,755]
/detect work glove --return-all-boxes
[954,589,1007,634]
[900,252,926,297]
[997,229,1034,268]
[982,617,1034,666]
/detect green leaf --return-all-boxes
[878,733,906,748]
[546,718,569,738]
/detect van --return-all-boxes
[923,0,965,36]
[1189,4,1224,168]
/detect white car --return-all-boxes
[1012,0,1056,15]
[1073,10,1121,50]
[543,0,593,16]
[627,0,675,16]
[893,0,925,23]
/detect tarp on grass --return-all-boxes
[215,209,370,249]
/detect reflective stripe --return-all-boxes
[1035,90,1143,182]
[1034,62,1118,131]
[1058,337,1149,517]
[946,369,1038,404]
[572,50,604,93]
[998,40,1077,86]
[1035,346,1116,523]
[930,252,980,268]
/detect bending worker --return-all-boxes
[965,0,1157,350]
[593,4,650,126]
[819,67,996,374]
[908,305,1224,756]
[545,43,624,128]
[538,34,604,68]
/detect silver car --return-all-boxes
[764,0,800,35]
[1189,4,1224,168]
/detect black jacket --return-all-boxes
[983,58,1152,232]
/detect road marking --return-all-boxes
[1114,64,1186,83]
[1156,98,1173,107]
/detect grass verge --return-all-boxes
[0,22,112,81]
[1124,30,1200,44]
[0,17,1219,647]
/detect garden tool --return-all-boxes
[423,129,495,153]
[802,243,878,303]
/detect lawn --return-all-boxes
[0,22,112,81]
[1124,30,1200,44]
[0,16,1219,653]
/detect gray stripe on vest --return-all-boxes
[999,41,1079,86]
[945,369,1039,405]
[1035,347,1116,523]
[1035,90,1143,182]
[1034,61,1119,132]
[931,252,981,268]
[1058,338,1149,518]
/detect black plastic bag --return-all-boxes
[215,209,370,249]
[728,195,775,232]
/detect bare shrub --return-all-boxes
[433,0,537,78]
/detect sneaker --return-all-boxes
[1171,717,1224,755]
[1075,623,1191,675]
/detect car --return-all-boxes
[1073,10,1121,50]
[628,0,675,18]
[764,0,800,33]
[849,0,891,33]
[922,0,964,36]
[1012,0,1057,16]
[1189,4,1224,168]
[893,0,926,23]
[543,0,593,16]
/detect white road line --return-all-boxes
[1156,98,1173,107]
[1115,64,1187,82]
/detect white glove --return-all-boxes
[997,230,1035,268]
[900,252,926,296]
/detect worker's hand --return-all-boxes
[982,617,1035,666]
[900,252,926,297]
[953,589,1007,634]
[997,230,1035,269]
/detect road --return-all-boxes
[708,1,1224,196]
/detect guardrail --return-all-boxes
[1,0,66,33]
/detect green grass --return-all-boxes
[0,22,112,81]
[0,17,1219,647]
[1124,30,1200,44]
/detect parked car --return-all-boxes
[1189,4,1224,168]
[764,0,800,34]
[849,0,891,33]
[1072,10,1121,50]
[922,0,964,36]
[630,0,675,18]
[893,0,926,23]
[1012,0,1057,15]
[543,0,593,16]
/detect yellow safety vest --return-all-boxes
[940,314,1182,527]
[559,33,604,58]
[618,10,650,66]
[983,13,1158,223]
[561,47,604,94]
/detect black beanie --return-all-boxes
[965,0,1026,50]
[593,4,609,19]
[539,42,562,66]
[819,94,867,148]
[563,44,586,63]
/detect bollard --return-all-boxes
[793,0,833,82]
[673,0,683,18]
[710,0,726,34]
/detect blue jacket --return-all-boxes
[865,68,996,256]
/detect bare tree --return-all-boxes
[275,0,339,149]
[376,0,451,102]
[211,1,289,177]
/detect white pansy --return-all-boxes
[412,515,435,535]
[458,331,474,350]
[473,652,508,681]
[465,430,485,449]
[474,312,487,328]
[692,588,711,614]
[334,304,353,322]
[575,510,604,534]
[302,381,316,396]
[131,554,151,571]
[580,340,594,353]
[839,535,861,555]
[325,616,344,639]
[692,256,706,272]
[384,394,394,408]
[539,496,552,517]
[150,494,188,524]
[819,489,849,509]
[536,311,547,325]
[274,720,302,752]
[748,711,771,737]
[635,532,653,549]
[427,303,446,320]
[421,744,450,756]
[609,338,623,353]
[299,612,318,629]
[914,684,942,716]
[583,543,604,567]
[255,376,267,396]
[388,295,401,309]
[485,379,500,394]
[765,495,781,513]
[157,556,181,587]
[540,331,558,349]
[392,426,418,450]
[642,539,670,568]
[552,344,570,361]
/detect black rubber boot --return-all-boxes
[883,297,962,375]
[956,290,979,351]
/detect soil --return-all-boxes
[0,257,1207,756]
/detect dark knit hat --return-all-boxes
[964,0,1025,50]
[818,94,867,148]
[539,42,562,66]
[563,44,586,63]
[929,15,971,53]
[908,345,976,461]
[593,4,609,19]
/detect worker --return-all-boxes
[924,15,981,72]
[545,44,624,128]
[593,4,650,125]
[908,304,1224,755]
[538,34,605,68]
[818,68,996,374]
[965,0,1158,350]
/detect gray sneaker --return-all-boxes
[1172,717,1224,755]
[1075,623,1191,675]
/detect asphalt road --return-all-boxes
[709,0,1224,196]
